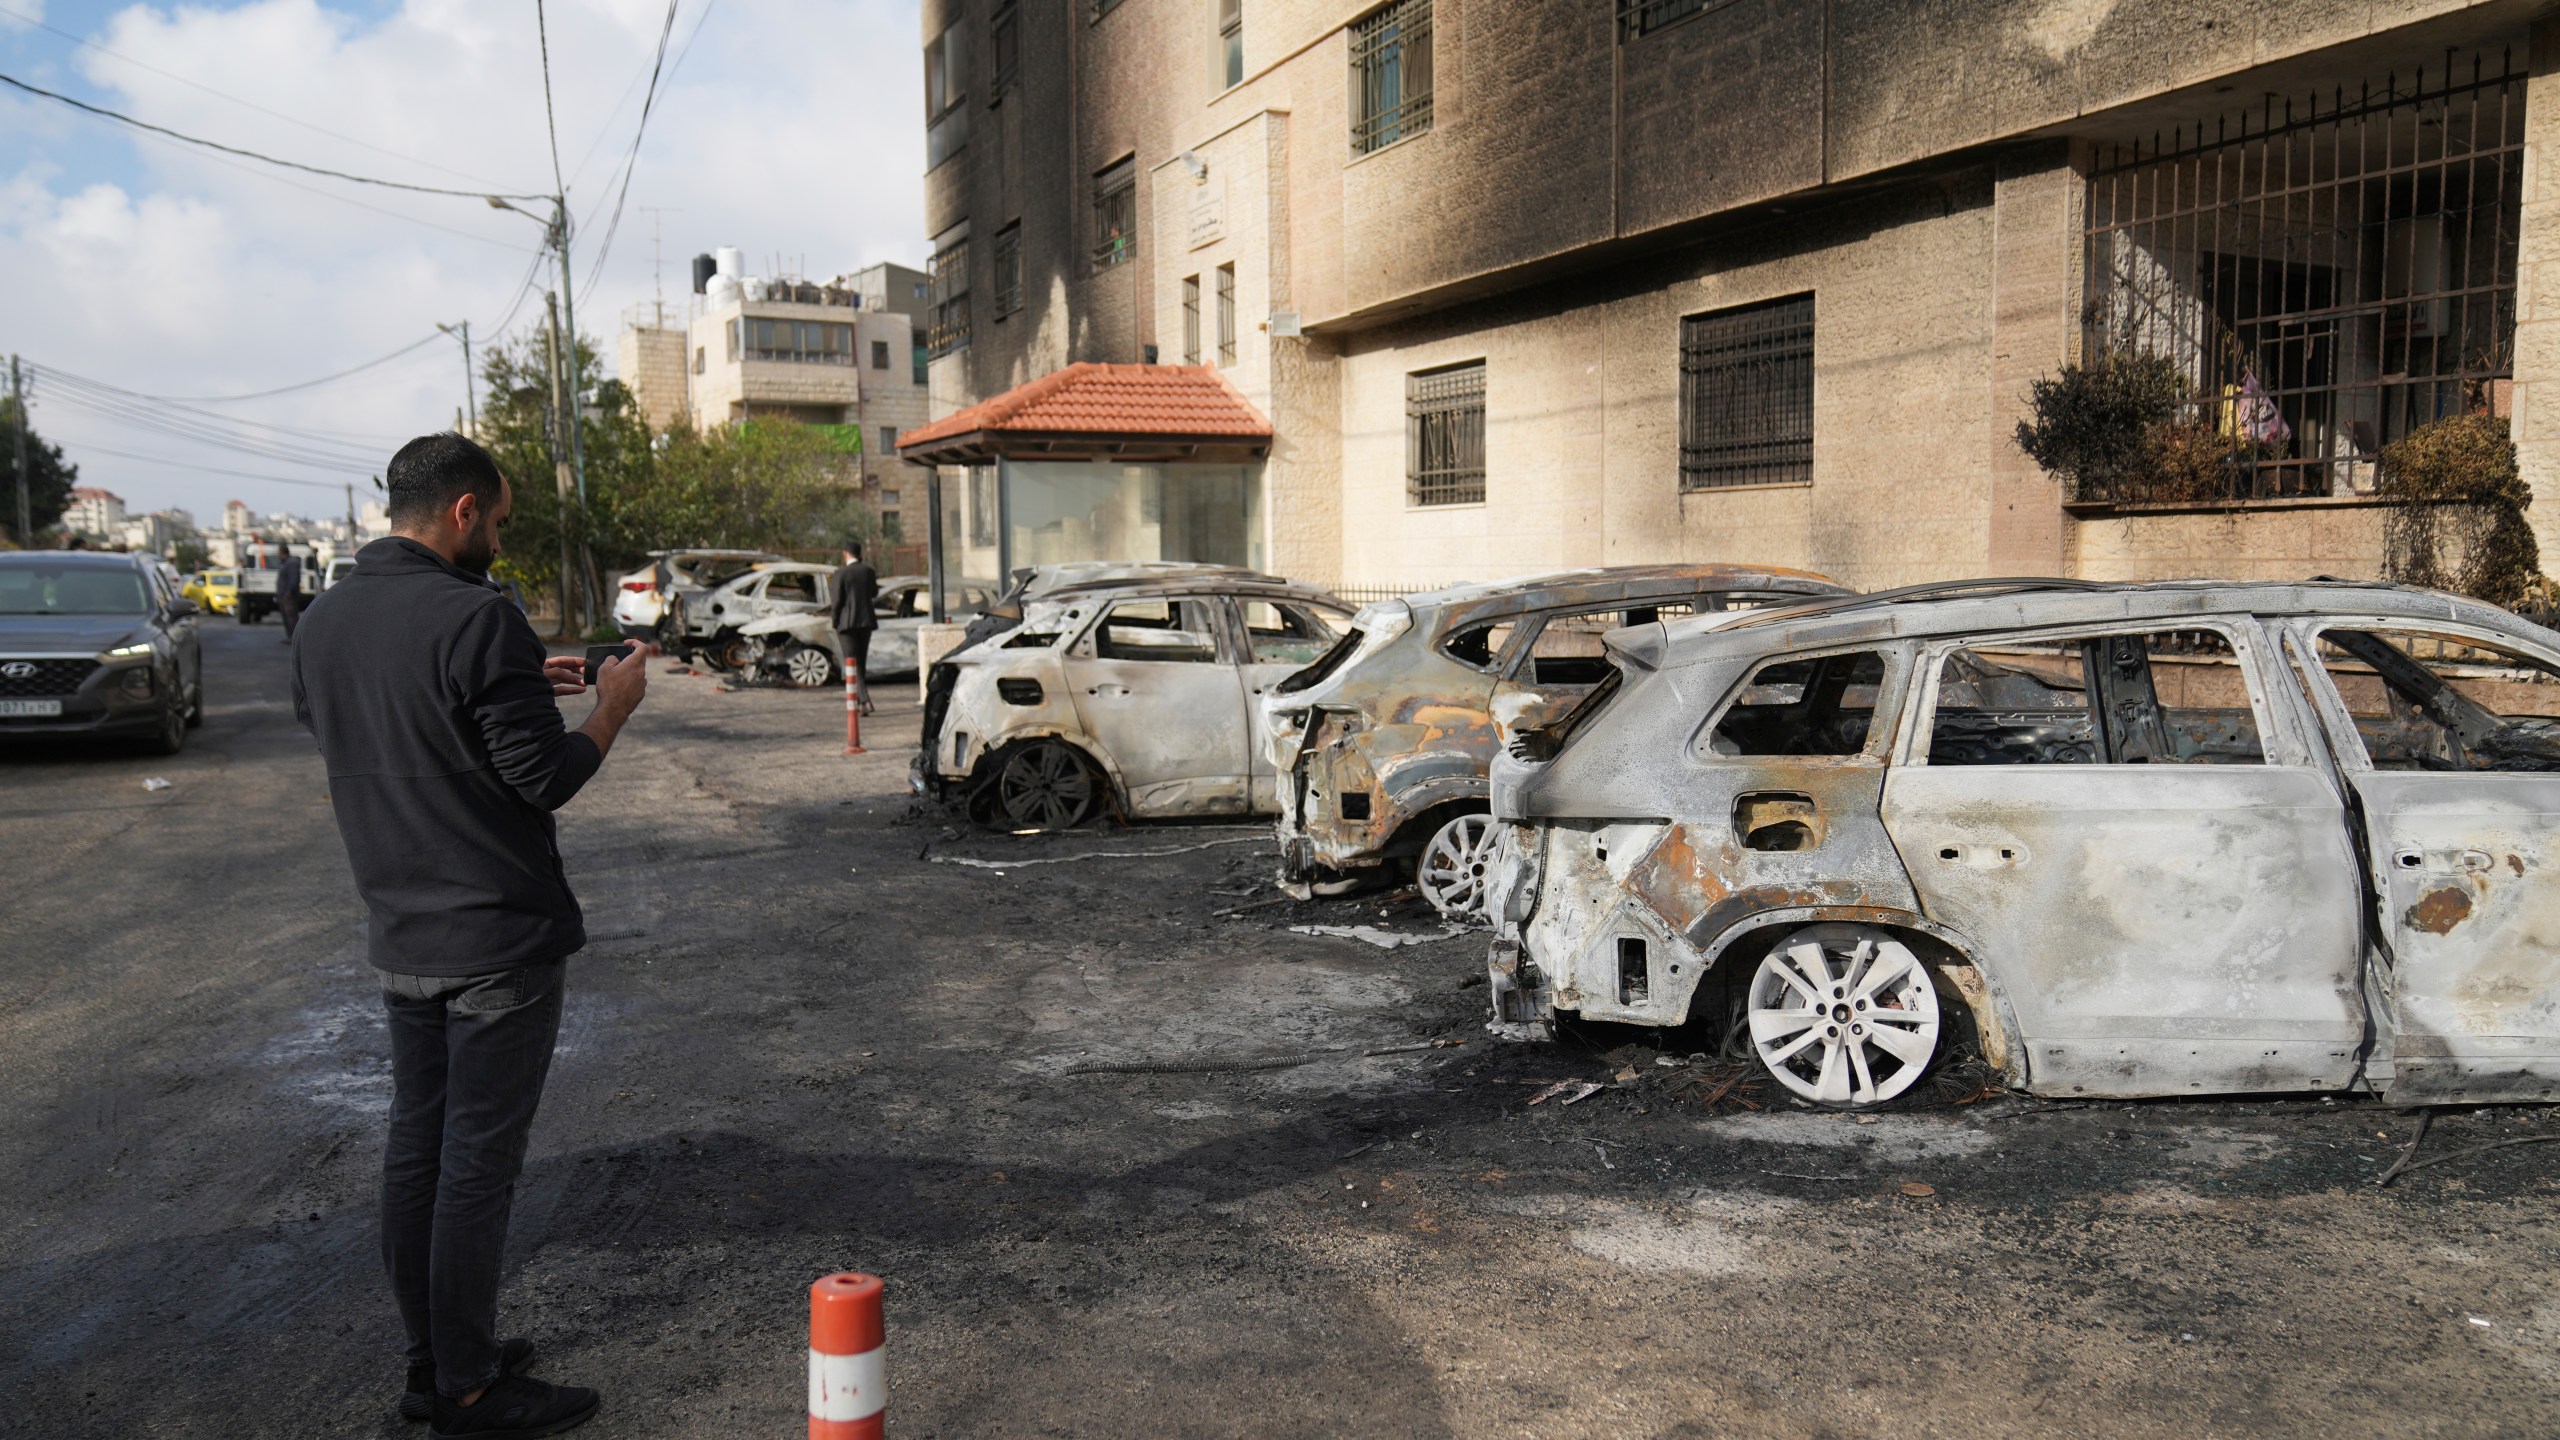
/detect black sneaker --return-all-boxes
[427,1374,599,1439]
[400,1338,538,1422]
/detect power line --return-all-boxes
[31,364,408,449]
[108,333,449,404]
[48,437,369,489]
[535,0,569,202]
[0,1,519,190]
[580,0,686,298]
[29,374,391,472]
[0,71,550,201]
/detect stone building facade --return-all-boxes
[621,258,935,536]
[911,0,2560,594]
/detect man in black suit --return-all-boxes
[828,541,879,714]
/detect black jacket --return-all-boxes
[829,561,878,631]
[293,537,600,976]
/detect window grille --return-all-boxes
[2082,51,2523,502]
[992,222,1022,319]
[1182,275,1202,364]
[1215,264,1236,364]
[737,318,855,365]
[1218,0,1243,88]
[1350,0,1431,155]
[1615,0,1734,41]
[929,236,972,358]
[1092,158,1137,269]
[1680,293,1814,490]
[990,1,1018,97]
[1407,362,1485,507]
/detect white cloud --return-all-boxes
[0,0,925,521]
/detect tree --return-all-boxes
[0,395,77,547]
[2014,351,2187,503]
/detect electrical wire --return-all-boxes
[534,0,568,202]
[0,71,550,200]
[46,436,368,488]
[30,365,410,449]
[578,0,685,298]
[100,333,449,404]
[0,1,521,190]
[29,375,394,471]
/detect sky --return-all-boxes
[0,0,926,525]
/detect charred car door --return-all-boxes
[2290,621,2560,1104]
[1063,595,1251,816]
[1878,622,2366,1097]
[1236,599,1349,810]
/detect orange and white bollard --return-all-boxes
[841,665,867,755]
[808,1272,885,1439]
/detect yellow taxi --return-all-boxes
[196,569,240,616]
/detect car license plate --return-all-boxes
[0,699,62,717]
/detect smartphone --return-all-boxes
[584,642,637,688]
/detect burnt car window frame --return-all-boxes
[1499,594,1719,688]
[1689,641,1911,765]
[2288,616,2560,775]
[1895,618,2281,769]
[1074,594,1227,665]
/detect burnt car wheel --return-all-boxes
[780,644,838,688]
[1416,811,1499,924]
[1746,923,1940,1108]
[994,740,1097,832]
[712,633,764,672]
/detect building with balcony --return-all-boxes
[62,487,126,540]
[621,253,935,535]
[900,0,2560,595]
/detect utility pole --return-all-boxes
[9,355,28,546]
[437,320,475,432]
[345,481,358,543]
[545,291,576,636]
[551,198,592,635]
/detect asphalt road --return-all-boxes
[6,620,2560,1437]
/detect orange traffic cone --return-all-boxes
[842,666,866,755]
[808,1272,885,1439]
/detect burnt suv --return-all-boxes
[0,551,203,754]
[1486,577,2560,1109]
[1262,565,1850,918]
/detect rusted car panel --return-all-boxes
[917,576,1352,829]
[1488,578,2560,1107]
[1264,565,1851,905]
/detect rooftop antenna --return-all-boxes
[640,206,683,326]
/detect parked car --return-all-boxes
[1265,564,1851,918]
[918,574,1354,830]
[319,555,357,591]
[683,561,840,671]
[1482,576,2560,1110]
[0,550,203,753]
[196,569,239,617]
[612,548,786,643]
[743,576,999,688]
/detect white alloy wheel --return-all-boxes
[782,645,837,688]
[1747,924,1941,1108]
[1417,811,1500,924]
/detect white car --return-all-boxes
[685,562,842,670]
[612,548,785,641]
[743,576,998,687]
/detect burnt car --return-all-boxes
[1484,577,2560,1109]
[918,574,1353,830]
[1264,565,1850,918]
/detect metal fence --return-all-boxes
[2082,50,2523,501]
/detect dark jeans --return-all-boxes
[836,628,873,683]
[380,961,566,1396]
[279,597,302,639]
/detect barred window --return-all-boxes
[1407,362,1484,507]
[1350,0,1431,156]
[929,234,972,358]
[1092,158,1137,269]
[1617,0,1730,42]
[1680,294,1814,490]
[2083,55,2523,502]
[992,222,1022,319]
[1215,264,1236,365]
[990,0,1018,98]
[1182,275,1202,364]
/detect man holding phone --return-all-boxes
[293,433,645,1438]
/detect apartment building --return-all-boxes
[898,0,2560,594]
[61,486,126,539]
[621,254,936,531]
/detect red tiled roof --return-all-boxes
[897,363,1271,461]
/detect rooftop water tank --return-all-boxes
[691,253,716,294]
[715,246,743,280]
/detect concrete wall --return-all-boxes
[2067,502,2391,584]
[617,325,690,435]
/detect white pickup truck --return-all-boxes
[231,543,315,624]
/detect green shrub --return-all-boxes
[2014,351,2185,502]
[2376,413,2542,609]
